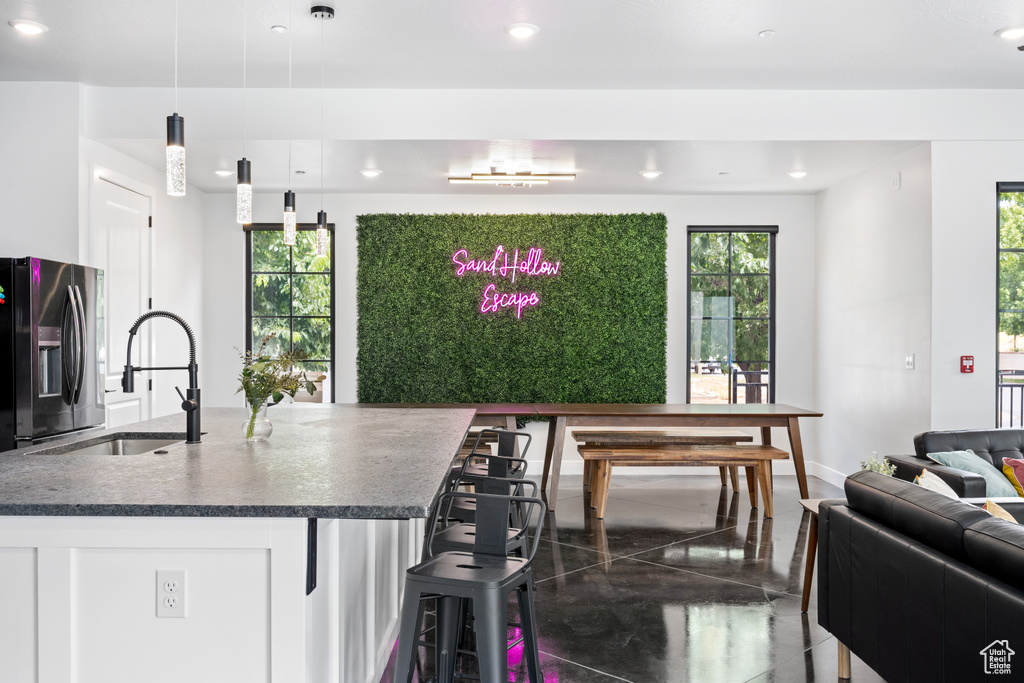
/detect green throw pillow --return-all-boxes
[925,450,1021,497]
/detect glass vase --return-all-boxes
[242,400,273,441]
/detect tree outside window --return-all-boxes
[688,227,776,405]
[246,226,334,401]
[998,188,1024,426]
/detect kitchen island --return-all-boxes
[0,404,475,683]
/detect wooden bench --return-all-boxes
[573,429,754,493]
[575,440,789,519]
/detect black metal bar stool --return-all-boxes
[448,429,532,492]
[396,491,546,683]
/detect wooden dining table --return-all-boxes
[368,403,823,511]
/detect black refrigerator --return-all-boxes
[0,257,105,452]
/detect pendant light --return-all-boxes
[236,0,252,225]
[282,1,297,246]
[313,3,333,258]
[166,0,185,197]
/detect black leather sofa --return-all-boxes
[818,470,1024,683]
[887,428,1024,497]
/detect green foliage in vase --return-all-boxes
[237,334,318,408]
[356,213,667,404]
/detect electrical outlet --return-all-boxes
[905,353,915,370]
[157,570,186,618]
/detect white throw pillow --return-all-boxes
[914,469,959,499]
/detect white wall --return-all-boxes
[79,139,207,419]
[0,83,81,263]
[811,144,932,485]
[930,142,1024,430]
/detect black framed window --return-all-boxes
[687,226,777,404]
[997,183,1024,426]
[245,223,335,401]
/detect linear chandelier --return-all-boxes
[448,172,576,186]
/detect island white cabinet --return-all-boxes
[0,514,424,683]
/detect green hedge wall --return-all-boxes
[356,213,667,404]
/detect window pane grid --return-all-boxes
[248,228,334,402]
[688,229,775,405]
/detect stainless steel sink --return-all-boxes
[34,435,184,456]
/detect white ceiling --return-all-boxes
[3,0,1024,89]
[3,0,1013,194]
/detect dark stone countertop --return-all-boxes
[0,404,475,519]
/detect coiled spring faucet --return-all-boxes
[121,310,201,444]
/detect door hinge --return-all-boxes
[148,297,152,309]
[149,379,153,391]
[148,216,153,228]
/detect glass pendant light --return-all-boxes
[282,1,296,246]
[237,158,252,224]
[316,210,328,257]
[166,0,185,197]
[283,191,297,245]
[236,0,252,224]
[166,113,185,196]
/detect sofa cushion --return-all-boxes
[925,450,1020,497]
[915,428,1024,468]
[1002,457,1024,497]
[914,469,958,498]
[984,500,1019,523]
[963,517,1024,591]
[845,470,992,562]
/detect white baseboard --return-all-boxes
[805,461,851,488]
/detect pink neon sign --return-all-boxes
[451,245,561,319]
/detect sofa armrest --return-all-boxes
[885,454,988,497]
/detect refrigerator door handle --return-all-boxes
[65,285,82,405]
[61,286,76,403]
[73,285,87,404]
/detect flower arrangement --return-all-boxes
[237,334,317,439]
[859,455,896,477]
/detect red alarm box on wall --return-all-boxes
[961,356,974,373]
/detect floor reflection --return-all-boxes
[382,474,884,683]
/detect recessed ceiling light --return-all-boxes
[505,23,539,39]
[8,19,48,35]
[214,169,234,177]
[360,169,383,178]
[758,29,775,38]
[270,25,288,34]
[295,170,306,175]
[995,26,1024,40]
[640,170,662,179]
[787,170,807,178]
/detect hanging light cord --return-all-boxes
[174,0,178,111]
[320,14,325,211]
[242,0,246,158]
[287,0,292,188]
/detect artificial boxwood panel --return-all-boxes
[356,213,667,404]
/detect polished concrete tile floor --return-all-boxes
[382,474,886,683]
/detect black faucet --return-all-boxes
[121,310,201,444]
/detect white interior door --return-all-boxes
[92,178,152,428]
